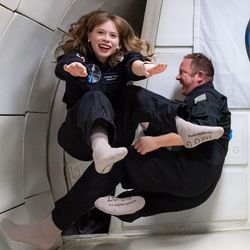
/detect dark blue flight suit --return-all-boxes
[51,83,231,230]
[55,49,146,161]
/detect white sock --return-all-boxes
[175,116,224,148]
[94,195,145,216]
[91,132,128,174]
[1,215,61,250]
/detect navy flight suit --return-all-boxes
[55,49,147,161]
[51,83,231,230]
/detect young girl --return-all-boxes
[54,10,167,174]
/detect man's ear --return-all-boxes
[197,71,205,83]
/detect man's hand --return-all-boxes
[63,62,88,77]
[133,136,160,155]
[134,133,184,155]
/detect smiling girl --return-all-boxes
[54,10,166,174]
[55,11,166,173]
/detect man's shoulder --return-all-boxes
[199,82,227,98]
[189,83,227,104]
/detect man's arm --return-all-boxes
[133,133,183,155]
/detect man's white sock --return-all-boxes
[1,215,61,250]
[94,195,145,216]
[175,116,224,148]
[91,132,128,174]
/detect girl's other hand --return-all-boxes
[63,62,88,77]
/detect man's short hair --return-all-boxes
[184,53,214,81]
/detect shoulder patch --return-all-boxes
[194,93,207,104]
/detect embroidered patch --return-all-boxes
[194,93,207,104]
[101,72,121,84]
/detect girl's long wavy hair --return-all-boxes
[55,10,154,66]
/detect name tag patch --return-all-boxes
[102,73,121,84]
[194,93,207,104]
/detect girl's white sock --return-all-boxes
[175,116,224,148]
[91,132,128,174]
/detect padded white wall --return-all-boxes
[0,0,21,10]
[156,0,193,46]
[0,117,24,212]
[0,14,53,114]
[0,0,69,248]
[0,6,13,34]
[17,0,74,30]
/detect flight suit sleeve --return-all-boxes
[121,53,148,82]
[55,51,90,84]
[188,92,221,126]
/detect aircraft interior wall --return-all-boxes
[0,0,249,249]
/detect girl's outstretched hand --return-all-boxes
[143,63,167,77]
[63,62,88,77]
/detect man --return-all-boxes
[95,52,231,221]
[1,53,231,250]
